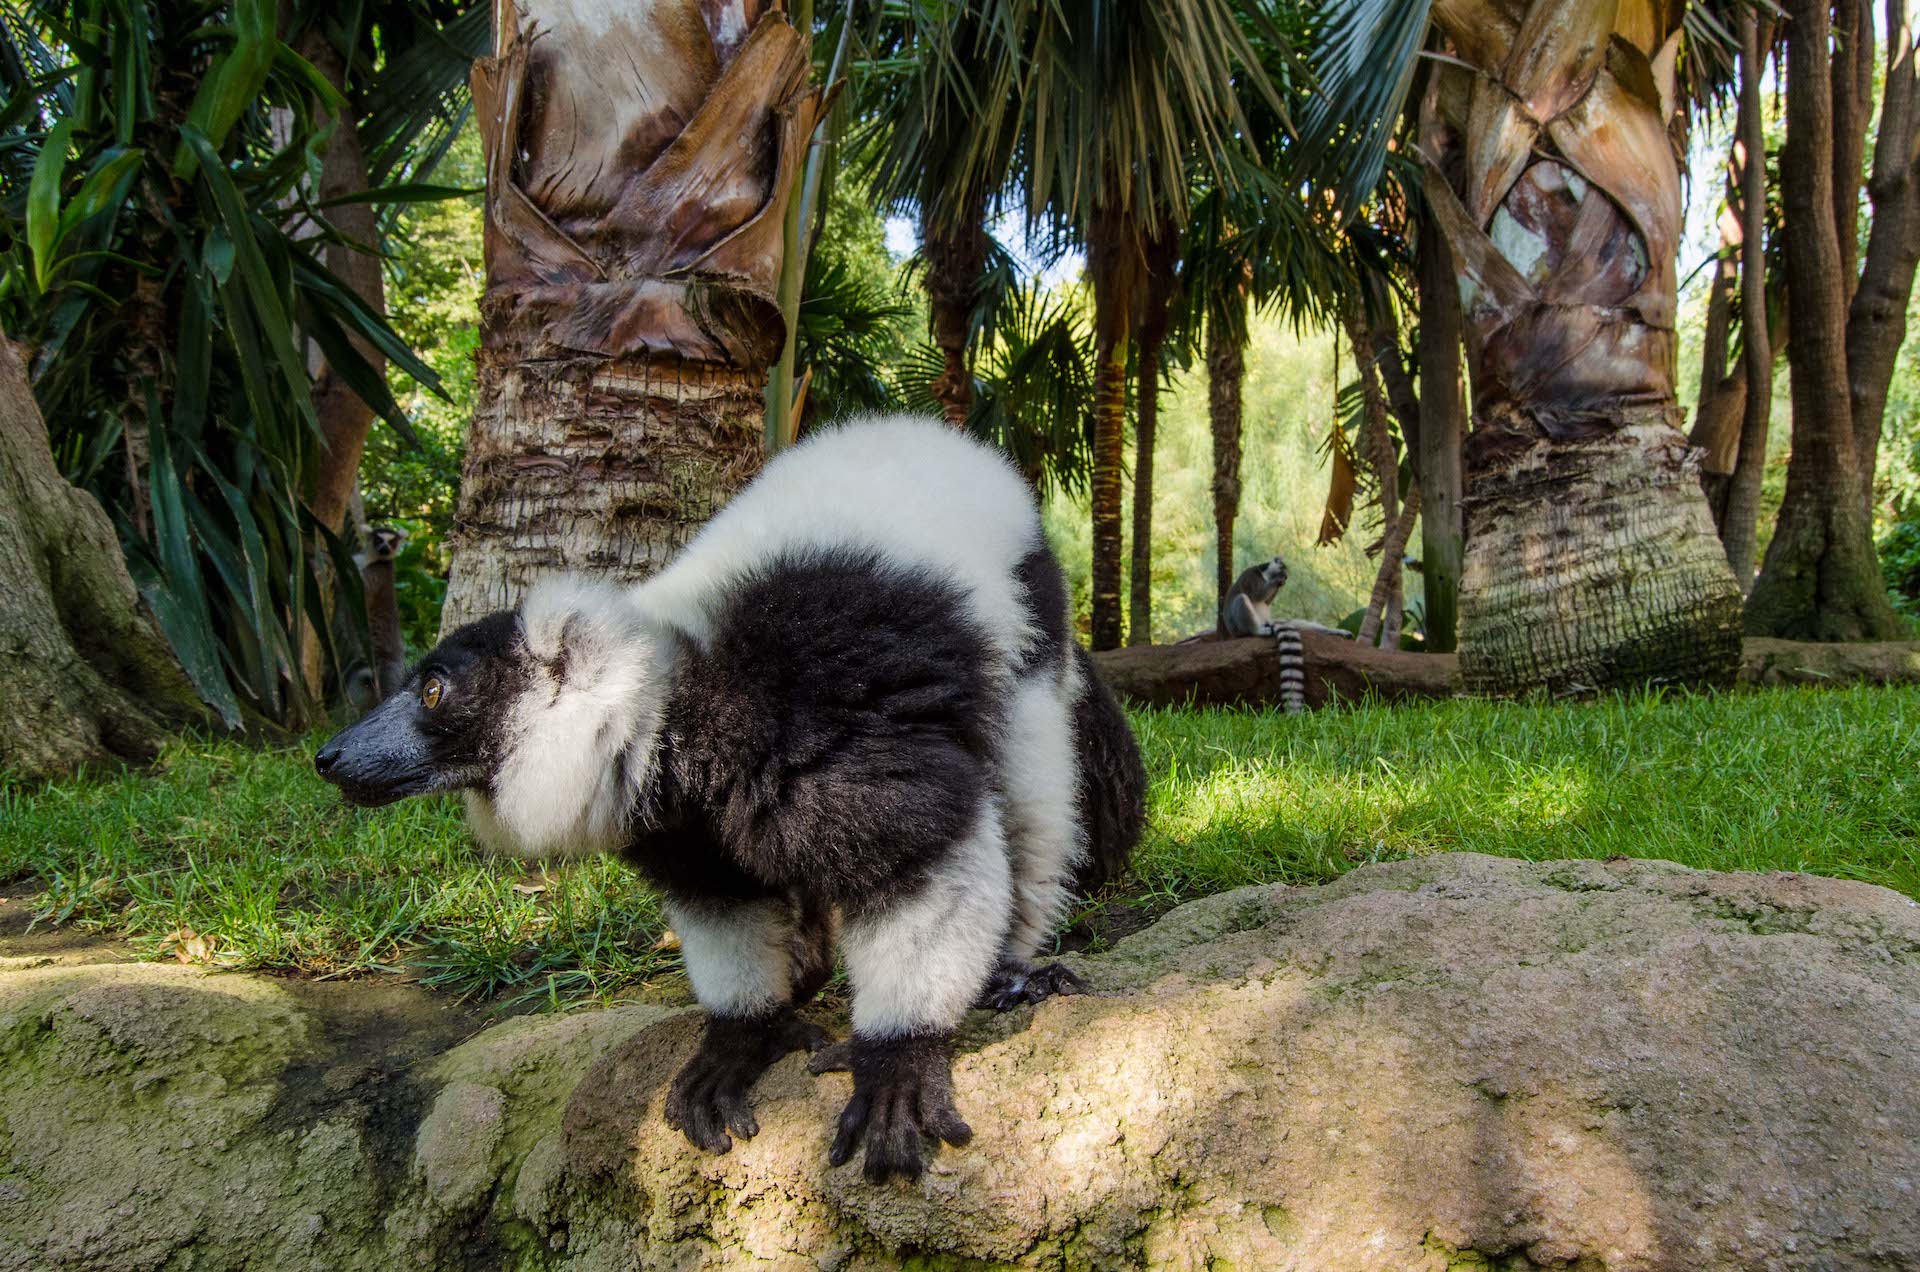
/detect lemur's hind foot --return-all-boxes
[665,1009,828,1154]
[827,1033,972,1183]
[977,957,1088,1011]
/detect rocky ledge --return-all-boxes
[3,852,1917,1270]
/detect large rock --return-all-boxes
[2,853,1917,1270]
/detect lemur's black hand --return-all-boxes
[977,957,1088,1011]
[665,1009,827,1154]
[827,1033,972,1183]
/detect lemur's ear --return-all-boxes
[520,576,638,679]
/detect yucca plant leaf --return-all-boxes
[182,125,317,434]
[27,115,73,288]
[140,420,244,727]
[172,0,276,176]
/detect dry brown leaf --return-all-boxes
[1319,425,1359,547]
[162,927,218,965]
[653,929,682,952]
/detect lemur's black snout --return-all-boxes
[313,696,437,808]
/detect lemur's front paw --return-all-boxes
[665,1010,827,1154]
[977,958,1088,1011]
[827,1033,972,1183]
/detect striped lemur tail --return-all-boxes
[1069,646,1147,894]
[1273,620,1307,715]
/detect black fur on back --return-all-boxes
[1012,545,1071,676]
[1069,645,1147,893]
[624,549,1001,913]
[1013,542,1147,895]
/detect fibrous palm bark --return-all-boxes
[1414,210,1465,652]
[1420,0,1743,693]
[442,0,822,627]
[1208,288,1248,636]
[923,186,991,430]
[1127,221,1179,647]
[1086,203,1140,652]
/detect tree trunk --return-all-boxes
[1086,203,1140,652]
[0,341,205,781]
[1359,484,1421,649]
[1208,289,1248,637]
[1721,10,1777,593]
[442,0,820,628]
[923,184,991,430]
[1420,0,1744,694]
[1844,0,1920,514]
[1127,222,1179,648]
[1415,214,1465,653]
[296,32,386,539]
[1831,0,1873,301]
[1689,189,1743,529]
[1746,0,1902,641]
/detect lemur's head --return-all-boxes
[315,577,664,859]
[1262,557,1289,591]
[368,525,409,560]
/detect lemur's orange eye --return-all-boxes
[420,676,446,710]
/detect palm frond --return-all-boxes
[1296,0,1432,218]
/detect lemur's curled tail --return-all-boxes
[1070,646,1147,894]
[1273,620,1307,715]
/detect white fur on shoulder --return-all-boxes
[632,415,1043,667]
[466,575,669,860]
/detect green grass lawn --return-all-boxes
[3,686,1916,1009]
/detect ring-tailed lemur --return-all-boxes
[343,525,410,710]
[1221,556,1307,714]
[357,525,410,701]
[313,416,1148,1184]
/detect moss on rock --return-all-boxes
[3,854,1918,1270]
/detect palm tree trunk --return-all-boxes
[924,184,991,430]
[1125,336,1160,647]
[1209,290,1248,636]
[1746,0,1902,640]
[1087,204,1139,651]
[1415,215,1464,653]
[1420,0,1743,693]
[1721,10,1776,593]
[1127,222,1179,647]
[442,0,821,628]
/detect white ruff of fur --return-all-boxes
[632,415,1044,671]
[466,576,667,860]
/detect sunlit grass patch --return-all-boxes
[3,685,1916,1008]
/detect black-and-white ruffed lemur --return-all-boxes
[314,416,1148,1183]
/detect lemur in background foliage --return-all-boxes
[342,525,410,710]
[315,417,1149,1183]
